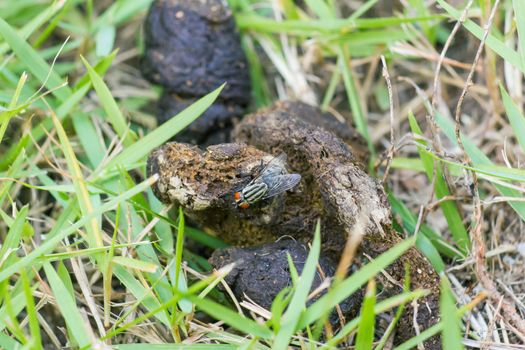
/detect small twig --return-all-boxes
[380,55,396,183]
[411,299,424,350]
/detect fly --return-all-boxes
[234,153,301,209]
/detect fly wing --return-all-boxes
[261,174,301,199]
[253,153,288,180]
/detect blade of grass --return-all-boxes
[436,0,524,74]
[0,332,20,350]
[0,150,26,207]
[112,265,171,326]
[21,269,42,350]
[104,203,120,327]
[388,191,458,261]
[514,0,525,68]
[435,112,525,221]
[112,256,159,273]
[187,294,273,339]
[241,35,271,108]
[50,108,103,250]
[355,279,376,349]
[273,221,321,349]
[0,281,32,333]
[92,0,153,32]
[408,112,469,253]
[375,266,411,350]
[338,44,374,157]
[235,15,444,34]
[0,73,27,144]
[102,84,224,173]
[80,55,137,147]
[0,206,28,270]
[440,277,464,350]
[321,289,428,349]
[348,0,380,20]
[500,84,525,154]
[304,0,334,19]
[2,51,117,173]
[174,207,185,298]
[0,0,64,55]
[321,58,341,110]
[172,207,192,314]
[0,17,72,101]
[105,271,237,339]
[280,0,300,20]
[298,236,416,328]
[72,112,106,168]
[43,262,91,348]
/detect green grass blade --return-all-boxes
[80,55,137,147]
[112,256,158,273]
[338,44,373,156]
[349,0,380,20]
[279,0,300,20]
[21,269,42,350]
[72,112,106,168]
[355,279,376,350]
[514,0,525,68]
[43,262,91,348]
[298,236,416,328]
[375,267,411,350]
[440,278,464,350]
[500,84,525,155]
[235,15,443,34]
[172,207,192,314]
[174,207,185,297]
[435,112,525,221]
[0,0,64,56]
[0,332,20,350]
[0,206,28,269]
[0,73,27,145]
[304,0,334,19]
[0,17,72,101]
[103,84,224,173]
[95,24,116,57]
[273,221,321,349]
[436,0,524,74]
[50,110,103,250]
[112,265,171,326]
[408,112,469,252]
[322,289,428,349]
[187,294,273,339]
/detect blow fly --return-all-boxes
[234,153,301,209]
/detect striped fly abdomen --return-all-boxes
[242,181,268,204]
